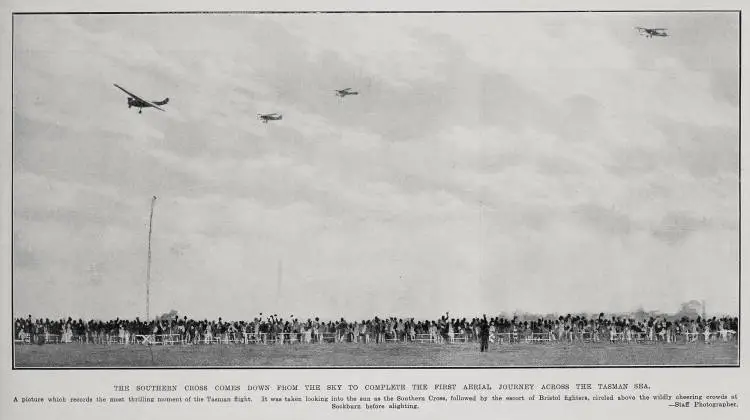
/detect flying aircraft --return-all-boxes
[335,88,359,98]
[113,84,169,114]
[636,27,668,38]
[257,113,283,123]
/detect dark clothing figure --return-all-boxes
[480,316,490,352]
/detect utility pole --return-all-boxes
[479,200,485,284]
[146,196,157,321]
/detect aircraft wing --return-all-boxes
[114,84,145,101]
[113,84,166,111]
[146,102,167,112]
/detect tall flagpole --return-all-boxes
[480,200,484,284]
[146,196,157,321]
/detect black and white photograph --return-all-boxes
[11,11,739,368]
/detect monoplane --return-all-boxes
[113,84,169,114]
[257,113,283,123]
[335,88,359,98]
[636,27,668,38]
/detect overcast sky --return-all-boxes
[13,12,739,321]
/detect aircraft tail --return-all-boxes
[154,98,169,106]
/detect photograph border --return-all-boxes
[9,8,742,371]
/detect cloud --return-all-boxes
[12,232,37,268]
[651,211,709,245]
[571,204,633,237]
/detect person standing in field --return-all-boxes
[479,315,490,352]
[313,317,321,343]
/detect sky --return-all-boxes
[12,12,739,321]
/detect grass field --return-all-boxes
[14,341,739,367]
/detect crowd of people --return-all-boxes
[14,312,739,347]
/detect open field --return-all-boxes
[14,341,739,368]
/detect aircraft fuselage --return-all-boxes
[127,97,150,108]
[258,114,282,123]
